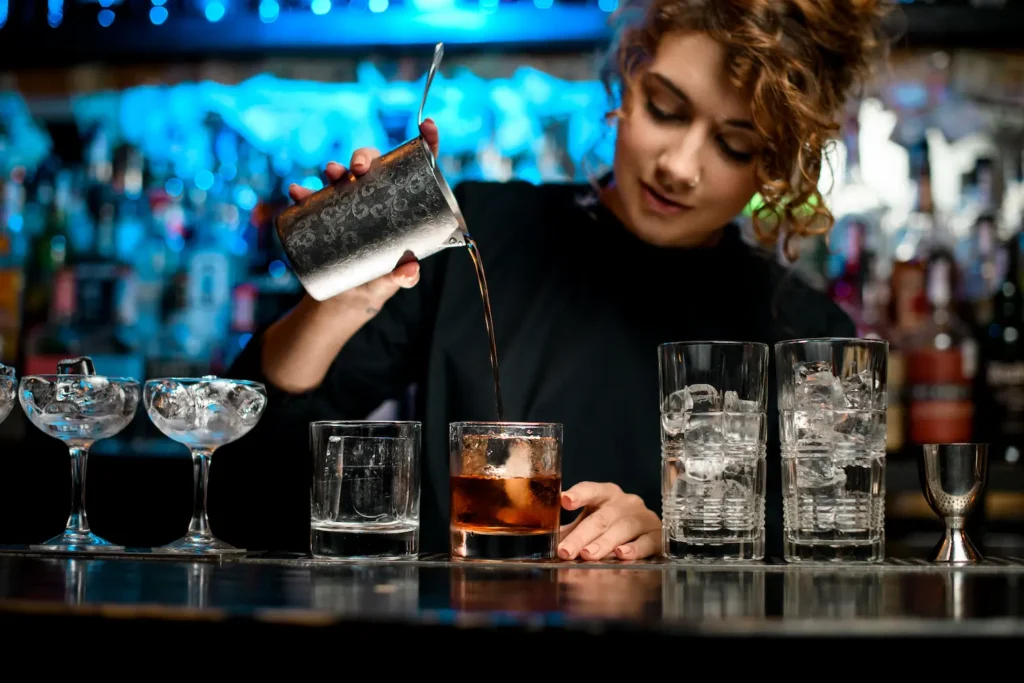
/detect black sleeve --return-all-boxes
[764,259,857,340]
[227,250,440,428]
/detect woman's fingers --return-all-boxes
[349,147,382,176]
[613,529,662,561]
[420,118,440,156]
[579,512,659,561]
[325,161,346,182]
[288,184,312,202]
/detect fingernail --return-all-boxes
[352,154,367,168]
[562,494,574,507]
[327,162,340,172]
[583,544,598,557]
[616,545,632,557]
[558,545,574,560]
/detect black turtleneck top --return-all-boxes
[221,180,855,557]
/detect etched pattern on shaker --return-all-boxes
[276,137,465,301]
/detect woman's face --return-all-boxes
[608,31,763,248]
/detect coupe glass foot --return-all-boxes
[31,530,124,553]
[159,534,246,556]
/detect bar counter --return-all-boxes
[2,549,1023,645]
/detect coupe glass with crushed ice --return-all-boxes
[659,341,768,562]
[775,338,887,563]
[0,363,17,427]
[143,376,267,556]
[18,357,141,552]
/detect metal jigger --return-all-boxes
[918,443,989,563]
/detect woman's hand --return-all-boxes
[557,482,662,562]
[287,118,442,314]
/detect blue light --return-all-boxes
[412,8,485,29]
[311,0,331,15]
[300,175,324,191]
[368,0,388,13]
[149,5,168,24]
[165,177,184,197]
[152,0,166,4]
[47,0,63,27]
[204,1,225,22]
[66,45,624,200]
[598,0,617,11]
[194,169,215,191]
[98,9,115,26]
[268,260,287,278]
[234,186,258,211]
[238,333,253,350]
[534,0,552,8]
[479,0,498,10]
[0,0,7,29]
[99,0,114,6]
[412,0,454,10]
[259,0,279,22]
[8,214,23,233]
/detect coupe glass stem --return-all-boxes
[187,447,216,545]
[65,445,93,536]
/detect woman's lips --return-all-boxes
[640,181,693,216]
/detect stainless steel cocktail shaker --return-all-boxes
[275,43,468,302]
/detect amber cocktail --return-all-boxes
[449,422,562,561]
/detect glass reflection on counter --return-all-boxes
[784,571,902,619]
[449,566,663,620]
[185,561,211,609]
[662,569,766,620]
[450,567,561,614]
[309,564,419,617]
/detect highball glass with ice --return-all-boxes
[659,341,768,561]
[449,422,562,561]
[775,338,887,563]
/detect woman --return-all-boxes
[221,0,889,560]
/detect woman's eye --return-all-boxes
[645,98,672,121]
[718,138,755,163]
[645,95,687,123]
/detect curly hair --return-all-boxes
[602,0,892,259]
